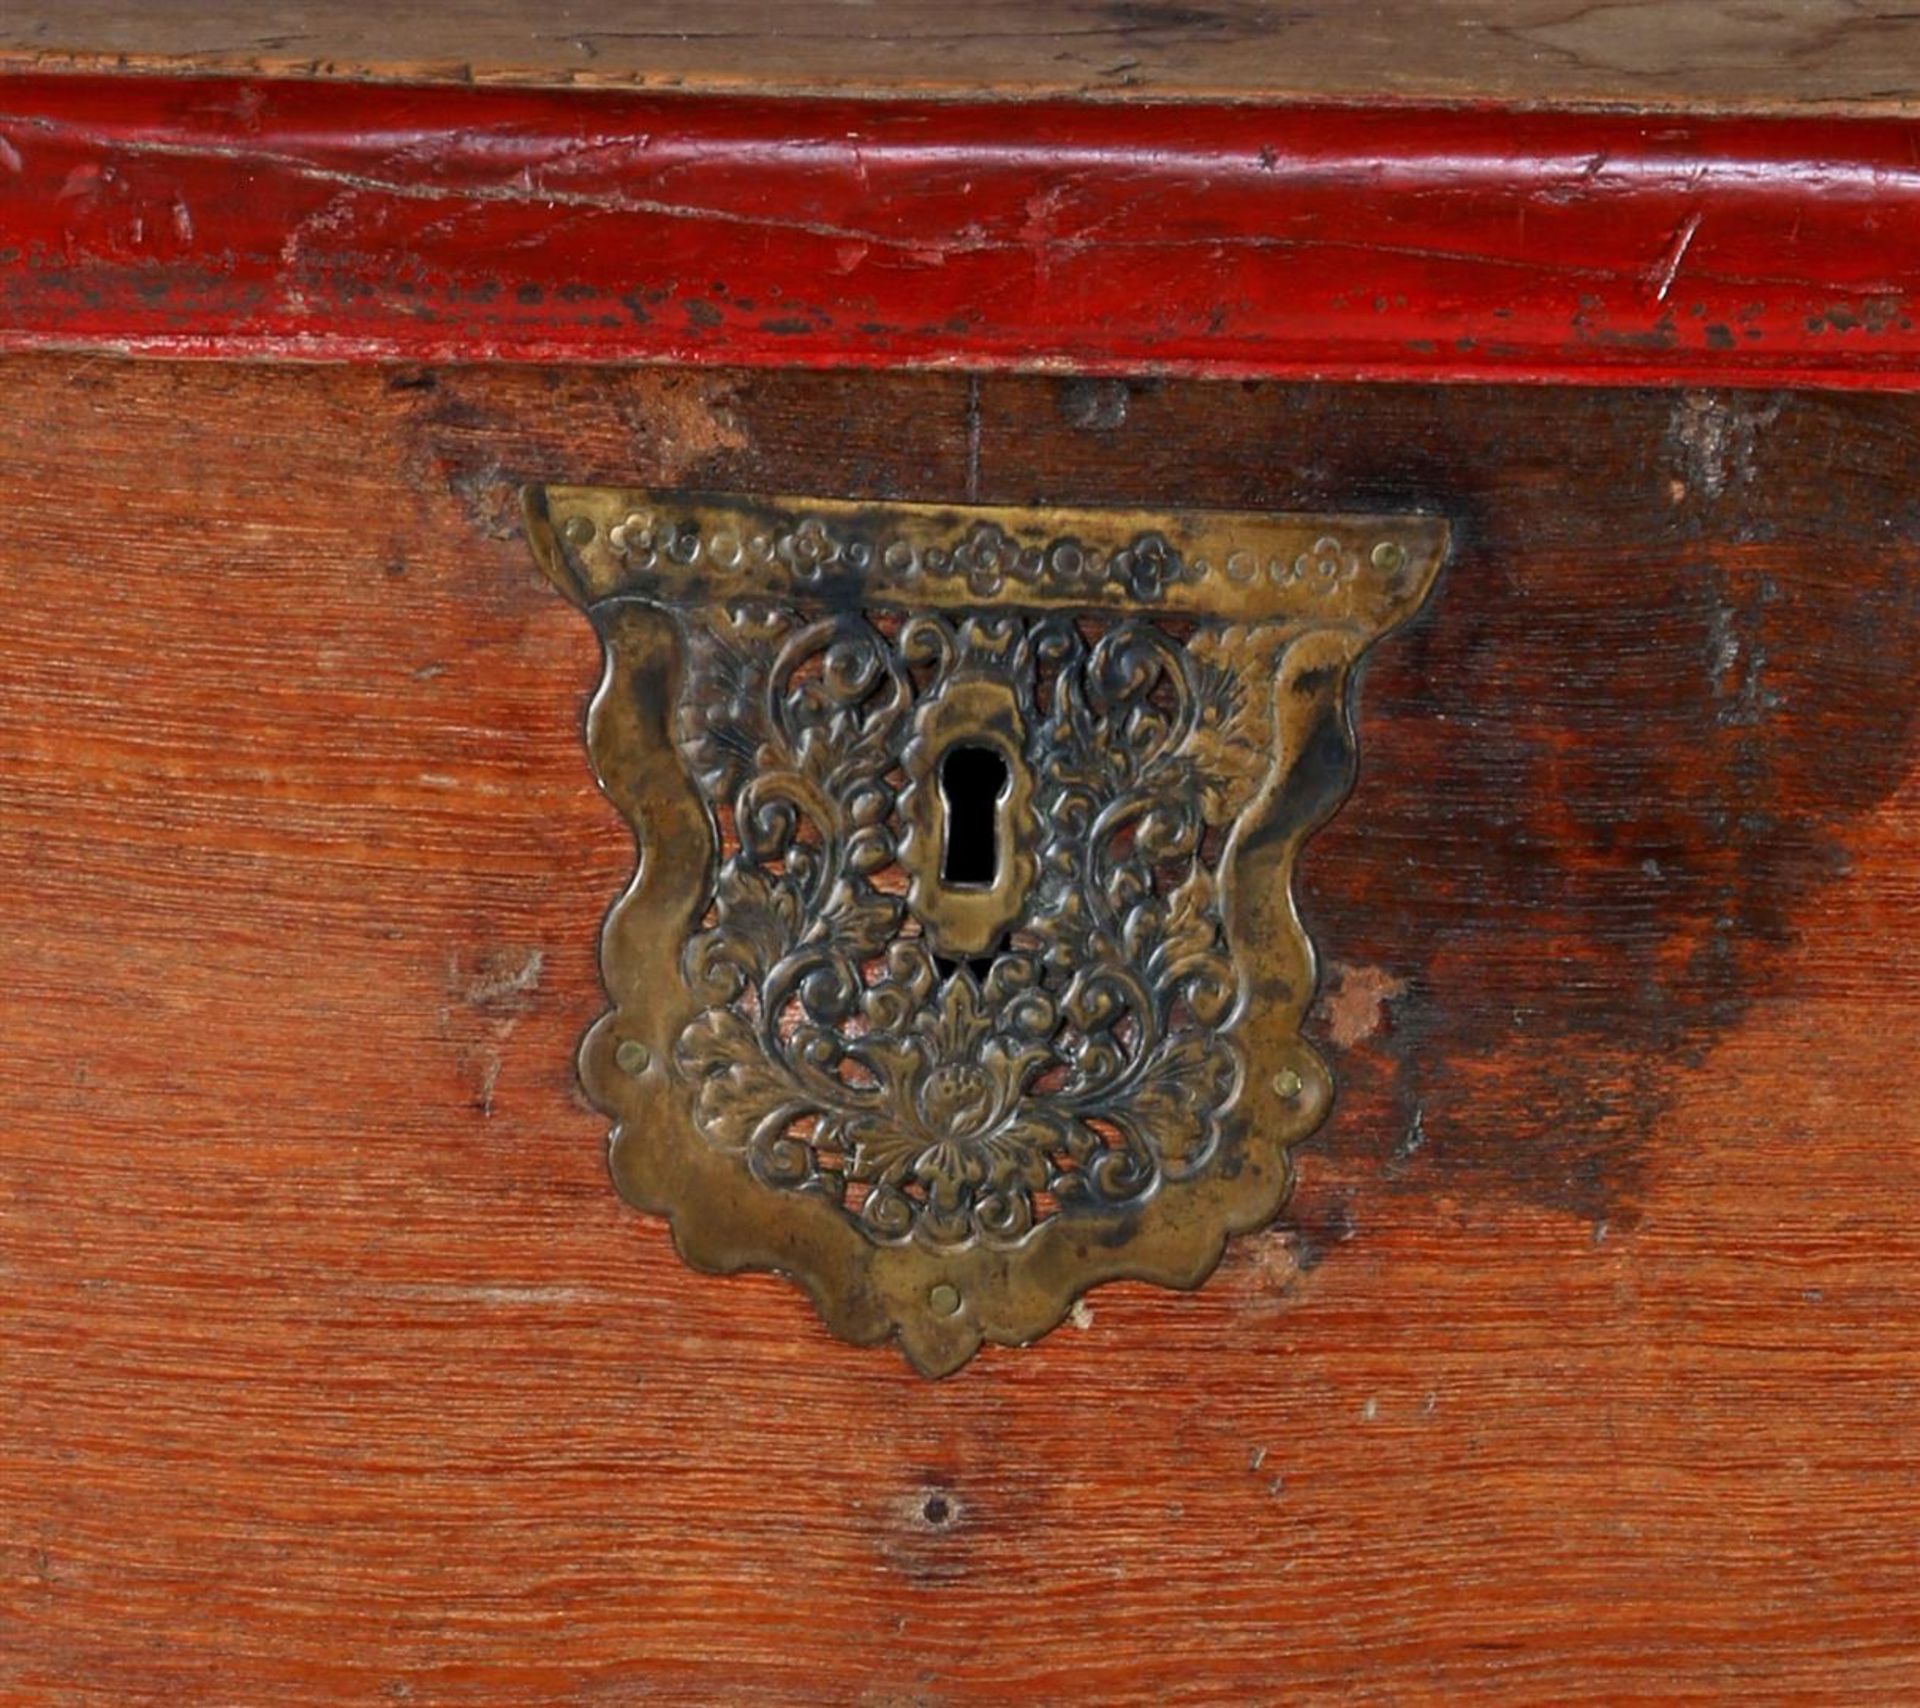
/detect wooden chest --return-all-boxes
[4,6,1919,1700]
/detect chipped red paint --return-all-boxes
[2,72,1919,386]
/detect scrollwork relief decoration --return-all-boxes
[526,488,1446,1375]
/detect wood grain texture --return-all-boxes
[3,0,1920,113]
[2,358,1920,1700]
[9,74,1920,388]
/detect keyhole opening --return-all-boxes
[940,745,1008,888]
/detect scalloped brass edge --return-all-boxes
[525,487,1446,1375]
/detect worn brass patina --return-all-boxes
[526,487,1446,1374]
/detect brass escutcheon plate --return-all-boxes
[526,488,1447,1374]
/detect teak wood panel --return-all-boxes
[2,358,1920,1700]
[3,0,1919,114]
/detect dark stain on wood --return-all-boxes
[967,380,1920,1229]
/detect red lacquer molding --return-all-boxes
[3,72,1919,385]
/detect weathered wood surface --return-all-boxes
[2,0,1919,113]
[2,358,1919,1700]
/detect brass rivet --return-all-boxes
[1272,1068,1303,1099]
[929,1283,962,1317]
[1371,540,1405,573]
[562,515,596,546]
[615,1039,652,1077]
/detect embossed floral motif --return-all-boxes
[777,516,841,579]
[1109,530,1180,599]
[590,501,1404,611]
[951,521,1030,595]
[619,509,1228,600]
[608,508,707,570]
[829,950,1062,1240]
[607,510,661,564]
[665,606,1271,1246]
[1293,534,1357,584]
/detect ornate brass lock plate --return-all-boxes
[526,488,1446,1374]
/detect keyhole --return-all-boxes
[940,745,1008,888]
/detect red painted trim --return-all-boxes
[2,73,1919,385]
